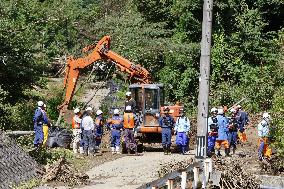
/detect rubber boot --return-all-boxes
[232,146,236,155]
[207,150,212,158]
[225,148,231,157]
[84,149,88,156]
[116,146,121,154]
[111,147,116,154]
[167,146,172,155]
[79,147,84,154]
[163,146,167,155]
[217,150,222,156]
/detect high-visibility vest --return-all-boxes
[108,116,123,129]
[123,113,134,129]
[72,115,80,129]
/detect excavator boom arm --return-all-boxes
[58,36,151,111]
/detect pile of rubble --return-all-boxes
[42,157,89,186]
[158,158,194,177]
[213,156,260,189]
[261,155,284,176]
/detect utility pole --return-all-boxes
[195,0,213,159]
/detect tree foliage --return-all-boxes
[0,0,283,136]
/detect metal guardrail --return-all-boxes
[137,161,202,189]
[5,130,35,136]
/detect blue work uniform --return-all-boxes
[108,115,123,148]
[159,115,175,148]
[237,110,249,132]
[216,115,229,141]
[174,116,190,153]
[207,116,218,155]
[227,116,238,151]
[33,107,48,146]
[95,115,104,147]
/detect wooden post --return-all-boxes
[193,166,200,189]
[167,179,174,189]
[181,171,187,189]
[195,0,214,159]
[204,158,210,182]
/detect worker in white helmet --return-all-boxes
[72,108,82,154]
[33,101,49,149]
[123,106,138,155]
[81,107,95,156]
[207,107,218,157]
[257,112,272,161]
[94,109,104,153]
[107,108,123,154]
[125,91,136,112]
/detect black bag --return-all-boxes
[46,127,72,149]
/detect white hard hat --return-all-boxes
[230,108,236,113]
[125,106,132,111]
[126,91,132,97]
[210,107,218,113]
[114,109,119,114]
[86,107,93,111]
[237,105,242,109]
[74,108,80,114]
[37,101,44,107]
[96,109,103,115]
[263,112,270,119]
[217,108,224,115]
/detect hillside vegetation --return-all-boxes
[0,0,283,155]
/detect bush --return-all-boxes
[28,148,74,165]
[270,86,284,157]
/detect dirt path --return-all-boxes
[79,82,110,110]
[76,151,195,189]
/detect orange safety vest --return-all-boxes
[123,113,134,129]
[72,115,81,129]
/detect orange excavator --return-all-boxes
[58,35,183,143]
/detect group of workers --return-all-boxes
[33,93,272,160]
[207,105,249,157]
[70,92,139,156]
[207,105,272,161]
[70,91,192,156]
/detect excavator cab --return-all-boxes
[129,84,164,134]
